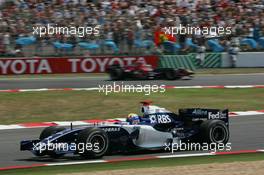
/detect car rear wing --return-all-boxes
[179,108,229,124]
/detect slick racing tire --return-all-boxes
[200,120,229,144]
[135,70,148,80]
[164,69,178,80]
[38,126,66,157]
[77,128,109,159]
[109,67,124,80]
[39,126,66,140]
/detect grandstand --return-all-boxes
[0,0,263,57]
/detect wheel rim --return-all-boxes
[211,126,227,143]
[88,134,106,153]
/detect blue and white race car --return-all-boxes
[20,101,229,159]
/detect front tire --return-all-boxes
[39,126,66,140]
[38,126,66,158]
[77,128,109,159]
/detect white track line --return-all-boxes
[47,160,106,166]
[0,85,264,93]
[157,152,214,159]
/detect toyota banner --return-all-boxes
[0,56,159,75]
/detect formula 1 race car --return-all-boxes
[20,102,229,159]
[107,62,194,80]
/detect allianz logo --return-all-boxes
[192,109,208,115]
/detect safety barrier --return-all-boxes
[158,53,222,70]
[1,52,263,75]
[221,52,264,67]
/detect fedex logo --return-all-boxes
[208,112,227,119]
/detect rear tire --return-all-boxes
[164,69,177,80]
[200,120,229,144]
[135,70,148,80]
[109,67,124,80]
[77,128,109,159]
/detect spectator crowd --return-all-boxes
[0,0,264,57]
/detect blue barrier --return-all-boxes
[78,42,99,50]
[134,39,154,48]
[16,36,36,46]
[53,41,73,49]
[186,38,198,49]
[207,39,224,52]
[162,41,181,53]
[241,38,257,49]
[258,37,264,48]
[104,40,119,52]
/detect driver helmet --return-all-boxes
[127,113,140,124]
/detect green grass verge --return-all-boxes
[1,153,264,175]
[0,88,263,124]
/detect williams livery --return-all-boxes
[21,101,229,159]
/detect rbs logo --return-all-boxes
[150,114,172,124]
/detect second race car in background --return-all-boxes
[107,62,194,80]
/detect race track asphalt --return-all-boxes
[0,74,264,90]
[0,74,263,168]
[0,115,263,167]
